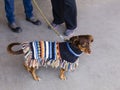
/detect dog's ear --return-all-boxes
[69,35,91,46]
[69,36,80,47]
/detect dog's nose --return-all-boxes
[87,49,91,54]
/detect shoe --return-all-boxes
[8,23,22,33]
[26,17,41,25]
[48,23,60,30]
[64,29,74,36]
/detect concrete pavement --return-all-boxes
[0,0,120,90]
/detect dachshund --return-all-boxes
[7,35,93,81]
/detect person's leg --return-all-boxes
[51,0,64,24]
[4,0,15,24]
[64,0,77,30]
[64,0,77,36]
[23,0,41,25]
[23,0,33,18]
[4,0,22,33]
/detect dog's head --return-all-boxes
[69,35,93,54]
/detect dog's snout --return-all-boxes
[85,48,91,54]
[88,50,91,54]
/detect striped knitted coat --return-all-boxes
[22,41,82,71]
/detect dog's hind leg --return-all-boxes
[30,67,40,81]
[24,63,31,72]
[59,68,66,80]
[24,63,40,81]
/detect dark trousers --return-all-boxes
[4,0,33,24]
[51,0,77,30]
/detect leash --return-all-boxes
[32,0,68,41]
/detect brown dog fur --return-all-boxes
[7,35,93,81]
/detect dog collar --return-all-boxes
[66,42,82,57]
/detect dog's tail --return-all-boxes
[7,42,23,55]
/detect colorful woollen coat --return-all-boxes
[22,41,82,71]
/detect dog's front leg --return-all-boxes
[59,68,66,80]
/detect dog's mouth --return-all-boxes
[82,49,91,54]
[78,45,91,54]
[85,50,91,54]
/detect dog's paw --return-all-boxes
[34,76,41,81]
[60,75,67,80]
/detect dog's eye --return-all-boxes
[91,39,93,42]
